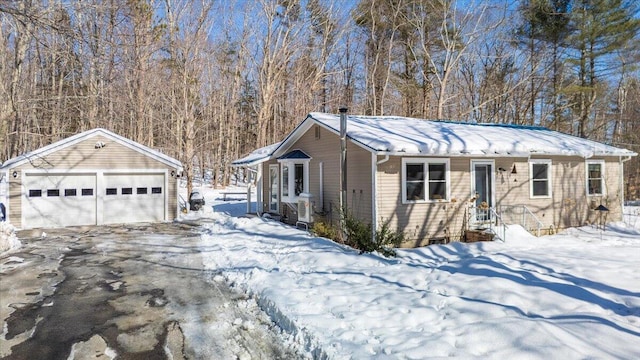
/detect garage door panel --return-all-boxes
[23,173,97,229]
[102,173,165,224]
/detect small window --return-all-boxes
[122,187,132,195]
[294,163,304,196]
[314,126,321,140]
[405,163,425,201]
[106,188,117,195]
[47,189,60,197]
[529,160,552,198]
[65,189,77,196]
[151,187,162,194]
[29,189,42,197]
[136,187,147,195]
[282,166,289,197]
[587,161,604,196]
[82,188,94,196]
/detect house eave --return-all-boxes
[371,150,636,158]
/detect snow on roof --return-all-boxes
[309,112,637,158]
[231,142,281,167]
[1,128,183,170]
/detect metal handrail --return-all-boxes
[468,205,506,242]
[488,207,506,242]
[497,205,543,236]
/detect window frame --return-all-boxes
[401,158,451,204]
[278,159,310,203]
[529,159,552,199]
[586,160,605,196]
[47,189,60,197]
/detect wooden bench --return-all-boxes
[221,192,247,201]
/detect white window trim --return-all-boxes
[401,158,450,204]
[529,159,552,199]
[278,159,310,203]
[586,159,606,196]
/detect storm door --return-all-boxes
[471,160,495,223]
[269,164,279,212]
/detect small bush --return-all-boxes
[311,221,340,242]
[311,212,406,257]
[374,220,406,256]
[344,211,376,253]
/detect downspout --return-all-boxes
[620,155,632,216]
[339,107,348,235]
[372,154,390,242]
[319,162,324,212]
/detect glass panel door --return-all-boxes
[269,165,279,212]
[472,161,493,223]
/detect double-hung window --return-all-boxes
[586,160,605,196]
[529,159,552,198]
[402,158,450,203]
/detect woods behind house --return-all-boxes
[1,0,639,198]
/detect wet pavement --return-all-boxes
[1,222,303,359]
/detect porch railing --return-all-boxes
[468,206,506,242]
[497,205,543,237]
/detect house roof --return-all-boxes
[1,128,183,170]
[231,112,637,167]
[231,142,281,167]
[301,112,637,158]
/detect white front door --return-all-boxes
[471,160,495,223]
[269,165,279,213]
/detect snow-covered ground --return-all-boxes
[2,184,639,359]
[0,221,20,253]
[183,185,640,359]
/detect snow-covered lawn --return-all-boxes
[2,185,639,359]
[185,186,640,359]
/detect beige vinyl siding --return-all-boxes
[305,126,372,225]
[167,176,179,220]
[261,125,372,225]
[376,157,470,247]
[6,134,180,227]
[8,181,22,228]
[495,156,622,233]
[378,155,624,246]
[14,135,173,170]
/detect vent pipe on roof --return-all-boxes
[339,107,348,234]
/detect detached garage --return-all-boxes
[0,128,183,229]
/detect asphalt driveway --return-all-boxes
[0,221,302,359]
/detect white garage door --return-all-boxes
[102,173,165,224]
[22,173,97,228]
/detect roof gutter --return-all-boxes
[372,151,635,158]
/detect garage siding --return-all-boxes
[5,132,181,229]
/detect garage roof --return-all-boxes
[1,128,183,171]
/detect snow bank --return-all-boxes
[0,222,20,254]
[197,210,640,359]
[182,187,640,359]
